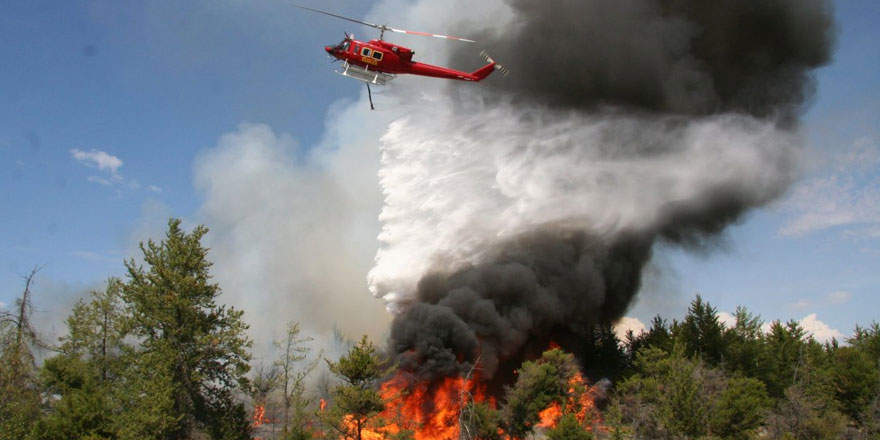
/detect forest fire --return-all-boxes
[351,372,490,440]
[252,404,269,427]
[536,372,603,431]
[339,347,605,440]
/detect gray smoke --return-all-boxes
[455,0,835,119]
[371,0,835,385]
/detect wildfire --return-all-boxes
[252,404,269,427]
[536,372,602,431]
[334,349,604,439]
[349,372,489,440]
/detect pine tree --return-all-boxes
[32,279,127,440]
[501,348,580,439]
[325,335,386,440]
[121,218,253,439]
[679,295,726,366]
[0,267,43,440]
[723,306,764,378]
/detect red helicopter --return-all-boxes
[295,5,507,108]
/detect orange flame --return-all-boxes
[252,403,269,427]
[535,372,602,430]
[343,372,490,440]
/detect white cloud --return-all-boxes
[717,311,737,329]
[70,148,123,176]
[0,301,6,309]
[613,316,646,341]
[760,313,845,344]
[780,137,880,236]
[827,290,853,304]
[70,148,162,193]
[798,313,845,343]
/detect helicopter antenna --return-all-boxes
[293,4,475,42]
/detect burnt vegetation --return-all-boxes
[1,219,879,440]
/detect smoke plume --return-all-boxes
[368,0,835,384]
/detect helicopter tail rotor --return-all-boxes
[480,51,509,77]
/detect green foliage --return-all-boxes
[625,316,673,363]
[765,384,853,440]
[657,353,707,438]
[580,322,628,380]
[761,320,808,398]
[545,413,593,440]
[710,377,771,440]
[679,295,726,366]
[849,322,880,363]
[461,401,502,440]
[119,218,252,439]
[722,307,765,378]
[31,356,115,440]
[0,268,43,440]
[501,348,579,438]
[325,335,387,440]
[830,346,880,421]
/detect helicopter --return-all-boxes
[295,5,508,109]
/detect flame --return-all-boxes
[332,347,604,439]
[535,372,602,430]
[345,372,490,440]
[252,403,269,427]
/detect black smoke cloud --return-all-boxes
[380,0,835,385]
[391,230,650,385]
[455,0,835,119]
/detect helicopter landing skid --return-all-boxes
[336,61,396,85]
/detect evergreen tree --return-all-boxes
[32,280,127,440]
[581,322,627,380]
[722,306,765,378]
[325,335,386,440]
[829,346,880,422]
[709,377,771,440]
[679,295,726,366]
[761,320,807,398]
[501,348,580,439]
[545,413,593,440]
[460,402,502,440]
[849,322,880,366]
[0,267,43,440]
[121,218,252,439]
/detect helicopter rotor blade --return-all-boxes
[386,27,475,43]
[293,5,382,31]
[294,4,475,43]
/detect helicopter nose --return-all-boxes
[324,46,334,54]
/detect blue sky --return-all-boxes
[2,0,878,345]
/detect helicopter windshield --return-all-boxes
[340,40,351,52]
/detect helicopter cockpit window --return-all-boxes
[372,51,383,61]
[341,41,351,51]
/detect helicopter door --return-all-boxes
[360,47,379,66]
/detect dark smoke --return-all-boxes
[455,0,835,119]
[383,0,835,386]
[391,230,650,385]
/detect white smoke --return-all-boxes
[369,95,799,309]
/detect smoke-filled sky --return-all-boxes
[1,0,878,359]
